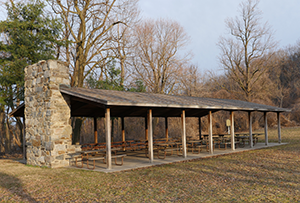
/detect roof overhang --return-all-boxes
[10,86,291,118]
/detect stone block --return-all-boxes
[38,156,45,164]
[54,140,63,145]
[32,139,41,147]
[42,61,48,71]
[45,142,54,151]
[45,156,54,164]
[56,155,65,160]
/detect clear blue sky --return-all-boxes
[139,0,300,73]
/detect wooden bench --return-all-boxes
[253,136,259,145]
[112,154,127,166]
[192,144,207,154]
[234,141,240,148]
[66,153,82,167]
[87,154,127,169]
[157,148,182,159]
[145,147,158,158]
[88,156,105,169]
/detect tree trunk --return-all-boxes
[120,57,125,86]
[5,122,11,154]
[0,107,5,153]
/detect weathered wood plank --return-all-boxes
[264,112,268,146]
[230,111,235,150]
[208,111,213,154]
[249,112,253,148]
[147,109,153,163]
[181,110,187,158]
[105,108,112,169]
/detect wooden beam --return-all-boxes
[121,117,125,142]
[165,117,168,141]
[105,108,112,169]
[249,112,253,148]
[181,110,187,158]
[277,112,281,144]
[198,117,202,140]
[208,111,213,154]
[94,117,98,143]
[230,111,235,150]
[147,109,153,163]
[264,112,268,146]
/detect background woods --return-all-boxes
[0,0,300,154]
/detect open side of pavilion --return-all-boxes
[69,143,285,173]
[59,86,289,170]
[10,60,290,170]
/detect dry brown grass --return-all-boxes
[1,127,300,202]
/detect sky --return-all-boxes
[0,0,298,74]
[138,0,300,73]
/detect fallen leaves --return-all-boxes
[0,127,300,202]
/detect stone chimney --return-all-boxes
[24,60,76,168]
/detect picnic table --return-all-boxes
[235,133,263,146]
[202,134,233,149]
[71,147,126,169]
[154,142,182,159]
[187,140,207,154]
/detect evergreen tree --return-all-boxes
[0,0,62,107]
[0,0,62,152]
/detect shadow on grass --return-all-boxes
[0,172,36,202]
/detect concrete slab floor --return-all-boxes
[67,142,286,173]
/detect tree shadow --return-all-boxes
[0,172,37,202]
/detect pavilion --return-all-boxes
[11,82,290,169]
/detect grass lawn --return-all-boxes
[0,127,300,202]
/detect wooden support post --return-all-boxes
[105,108,112,170]
[145,116,148,140]
[181,110,187,158]
[94,117,98,144]
[277,112,281,144]
[147,109,153,163]
[264,112,268,146]
[121,117,125,142]
[230,111,235,150]
[23,116,26,160]
[249,112,253,148]
[165,117,168,141]
[208,111,213,154]
[198,117,202,140]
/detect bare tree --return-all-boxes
[47,0,139,143]
[47,0,139,87]
[217,0,276,101]
[132,18,190,94]
[109,3,140,86]
[179,65,206,97]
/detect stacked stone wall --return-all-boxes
[24,60,80,168]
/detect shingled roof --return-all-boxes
[10,86,290,118]
[61,86,290,117]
